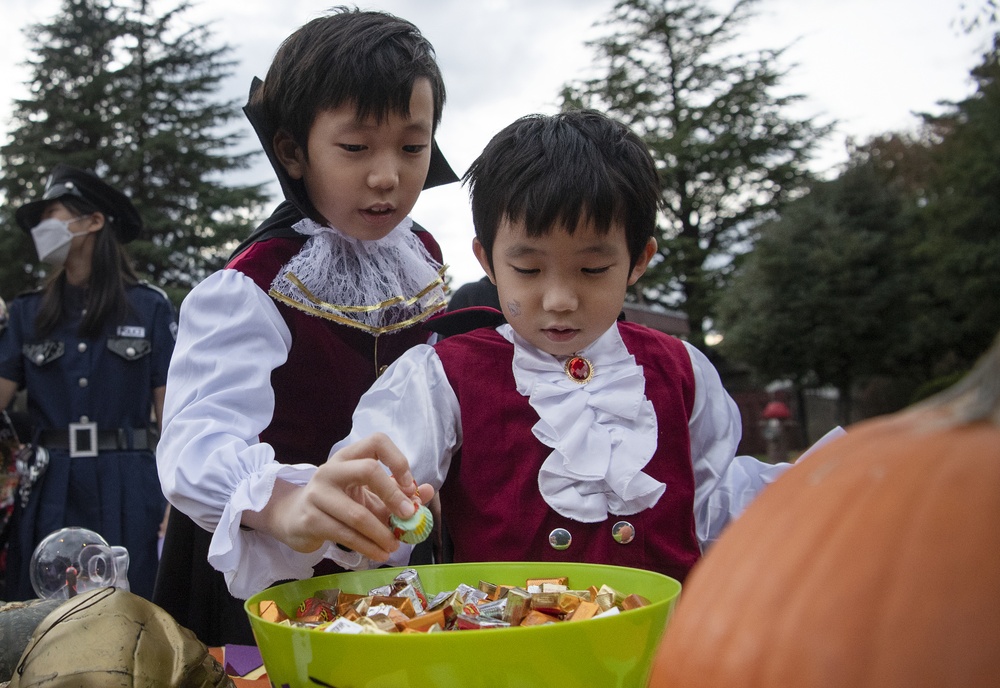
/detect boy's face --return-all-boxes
[474,217,657,358]
[275,78,434,240]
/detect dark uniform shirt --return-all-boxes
[0,281,176,600]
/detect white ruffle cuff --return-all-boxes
[206,463,396,599]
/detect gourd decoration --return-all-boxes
[649,333,1000,688]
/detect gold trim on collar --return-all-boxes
[268,290,447,334]
[283,266,448,314]
[268,263,449,335]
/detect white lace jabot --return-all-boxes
[268,217,447,333]
[500,323,665,523]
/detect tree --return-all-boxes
[561,0,831,348]
[717,159,910,425]
[718,34,1000,422]
[913,33,1000,371]
[0,0,269,304]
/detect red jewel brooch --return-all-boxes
[564,356,594,383]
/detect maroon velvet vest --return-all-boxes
[435,322,702,582]
[226,233,440,466]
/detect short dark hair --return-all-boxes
[463,109,661,270]
[252,6,446,152]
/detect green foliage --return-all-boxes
[718,32,1000,420]
[561,0,831,347]
[717,160,910,423]
[0,0,269,305]
[913,34,1000,370]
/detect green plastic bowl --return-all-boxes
[246,561,681,688]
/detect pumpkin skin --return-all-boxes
[649,363,1000,687]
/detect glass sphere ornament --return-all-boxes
[29,526,130,599]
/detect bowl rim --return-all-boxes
[244,560,682,638]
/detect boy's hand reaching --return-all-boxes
[242,433,435,562]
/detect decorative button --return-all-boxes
[78,378,88,388]
[548,527,572,551]
[564,356,593,383]
[35,354,45,364]
[125,346,136,357]
[77,342,87,352]
[80,416,89,423]
[612,521,635,545]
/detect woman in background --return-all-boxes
[0,164,175,600]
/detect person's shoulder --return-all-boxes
[227,201,306,262]
[128,282,176,316]
[434,322,508,359]
[228,235,306,273]
[425,306,505,339]
[1,288,41,324]
[226,235,308,294]
[447,277,500,311]
[12,285,44,300]
[618,319,684,347]
[133,280,171,301]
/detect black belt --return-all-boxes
[38,426,155,455]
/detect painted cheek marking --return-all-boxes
[506,300,522,317]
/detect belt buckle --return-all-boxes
[68,422,99,458]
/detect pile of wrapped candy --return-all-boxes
[256,568,651,634]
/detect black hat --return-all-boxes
[15,164,143,243]
[242,77,459,220]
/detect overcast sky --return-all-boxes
[1,0,994,287]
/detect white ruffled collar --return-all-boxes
[499,322,665,523]
[268,217,447,334]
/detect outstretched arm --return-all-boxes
[241,433,434,562]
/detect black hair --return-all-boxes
[463,109,661,271]
[252,6,446,153]
[35,196,139,340]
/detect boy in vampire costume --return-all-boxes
[154,8,458,645]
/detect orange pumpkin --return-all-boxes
[649,335,1000,688]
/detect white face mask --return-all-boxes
[30,217,87,266]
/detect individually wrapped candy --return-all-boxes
[390,502,433,545]
[258,570,650,635]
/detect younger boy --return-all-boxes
[154,8,456,644]
[226,109,791,595]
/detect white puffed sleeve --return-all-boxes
[156,269,330,597]
[685,341,793,550]
[331,344,461,492]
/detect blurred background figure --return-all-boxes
[0,164,176,600]
[447,275,501,312]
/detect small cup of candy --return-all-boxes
[245,561,681,688]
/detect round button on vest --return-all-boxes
[126,346,136,357]
[548,527,572,551]
[78,342,87,352]
[78,378,88,388]
[612,520,635,544]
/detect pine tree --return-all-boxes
[561,0,831,348]
[0,0,269,303]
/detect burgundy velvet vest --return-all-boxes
[435,322,702,582]
[226,233,440,466]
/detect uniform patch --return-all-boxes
[118,325,146,338]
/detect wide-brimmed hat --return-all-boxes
[15,164,143,243]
